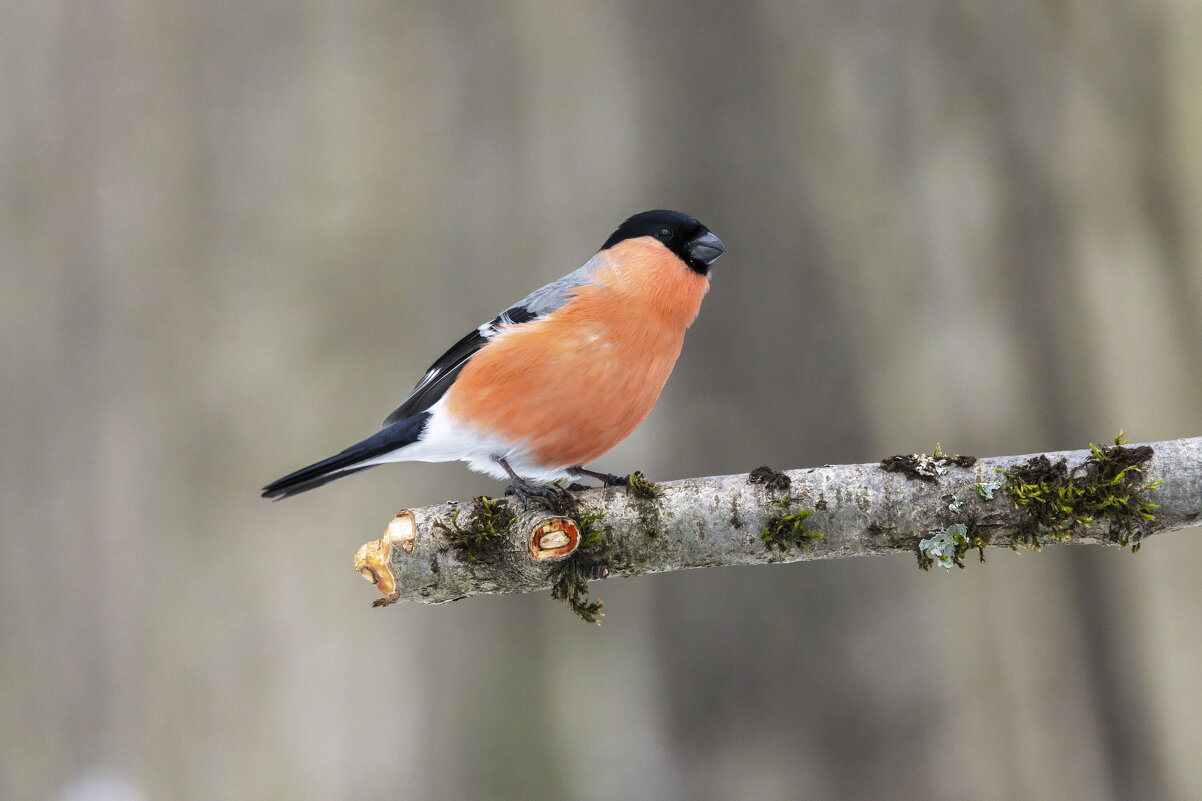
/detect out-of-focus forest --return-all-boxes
[3,1,1201,799]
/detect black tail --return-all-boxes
[261,413,430,500]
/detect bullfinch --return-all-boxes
[262,209,725,502]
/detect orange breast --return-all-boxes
[445,238,710,468]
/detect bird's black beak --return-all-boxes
[688,230,726,266]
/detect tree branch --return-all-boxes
[354,436,1202,617]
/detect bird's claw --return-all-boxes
[504,479,570,510]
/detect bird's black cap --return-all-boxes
[601,209,725,275]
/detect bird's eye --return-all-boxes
[657,227,673,240]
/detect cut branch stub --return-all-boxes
[355,506,588,606]
[528,516,581,560]
[353,510,414,606]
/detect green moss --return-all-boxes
[576,505,608,548]
[970,530,993,563]
[434,495,515,564]
[750,467,822,551]
[624,471,662,499]
[549,558,607,625]
[760,495,822,551]
[997,432,1160,551]
[549,503,611,624]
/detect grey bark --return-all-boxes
[362,437,1202,606]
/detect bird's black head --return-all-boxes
[601,209,726,275]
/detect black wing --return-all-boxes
[381,306,537,426]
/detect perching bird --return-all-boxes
[262,209,725,502]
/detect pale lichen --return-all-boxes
[918,523,968,570]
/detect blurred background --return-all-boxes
[3,0,1201,799]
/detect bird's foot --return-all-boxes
[495,456,574,510]
[571,467,661,498]
[504,477,571,510]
